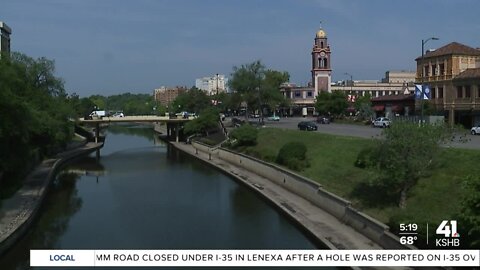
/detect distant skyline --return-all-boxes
[2,0,480,96]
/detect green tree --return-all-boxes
[261,70,289,114]
[229,60,289,119]
[184,107,219,136]
[0,52,74,192]
[360,121,453,208]
[457,176,480,248]
[89,95,107,110]
[229,61,264,119]
[171,87,210,114]
[315,91,349,117]
[229,124,258,146]
[354,93,374,120]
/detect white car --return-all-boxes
[471,125,480,135]
[112,112,124,118]
[372,117,391,128]
[267,115,280,121]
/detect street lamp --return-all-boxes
[420,37,439,123]
[344,72,353,93]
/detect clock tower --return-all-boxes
[311,27,332,93]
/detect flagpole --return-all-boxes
[420,37,439,124]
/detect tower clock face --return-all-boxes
[320,51,326,57]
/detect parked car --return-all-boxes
[267,115,280,121]
[372,117,391,128]
[298,121,318,131]
[232,117,245,127]
[112,112,124,118]
[316,116,330,124]
[471,125,480,135]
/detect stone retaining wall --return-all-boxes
[0,143,102,256]
[192,141,414,250]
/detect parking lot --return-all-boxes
[233,116,480,150]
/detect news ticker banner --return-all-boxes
[31,250,480,267]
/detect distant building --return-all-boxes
[415,42,480,127]
[0,21,12,54]
[195,74,228,95]
[153,86,187,107]
[280,26,412,116]
[382,70,416,83]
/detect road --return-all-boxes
[240,116,480,150]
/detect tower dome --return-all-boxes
[316,28,326,38]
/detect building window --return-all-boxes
[307,91,313,97]
[478,86,480,98]
[432,65,437,76]
[457,86,463,98]
[465,86,471,98]
[438,87,443,98]
[424,65,429,77]
[295,91,301,98]
[439,63,445,75]
[324,58,328,68]
[431,88,436,99]
[321,41,324,48]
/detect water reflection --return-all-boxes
[107,124,155,141]
[0,172,82,269]
[0,125,325,270]
[63,156,106,177]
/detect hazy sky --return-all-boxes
[2,0,479,96]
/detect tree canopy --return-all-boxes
[0,52,74,190]
[184,107,219,136]
[315,91,349,116]
[358,121,453,208]
[228,60,289,118]
[171,87,210,114]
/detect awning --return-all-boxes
[373,105,385,111]
[391,105,403,112]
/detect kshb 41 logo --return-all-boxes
[435,220,460,247]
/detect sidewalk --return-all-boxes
[171,142,382,250]
[0,142,103,255]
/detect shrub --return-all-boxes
[354,146,378,168]
[184,107,219,136]
[276,142,308,171]
[230,124,258,146]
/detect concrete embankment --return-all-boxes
[170,141,415,252]
[0,142,103,256]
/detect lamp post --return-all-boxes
[344,72,353,93]
[420,37,439,123]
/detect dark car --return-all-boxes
[232,117,245,127]
[316,116,330,124]
[298,121,318,131]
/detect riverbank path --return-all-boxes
[0,142,102,255]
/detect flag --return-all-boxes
[415,84,430,100]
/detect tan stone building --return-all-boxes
[382,70,416,83]
[415,42,480,126]
[153,86,186,107]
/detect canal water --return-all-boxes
[0,125,324,269]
